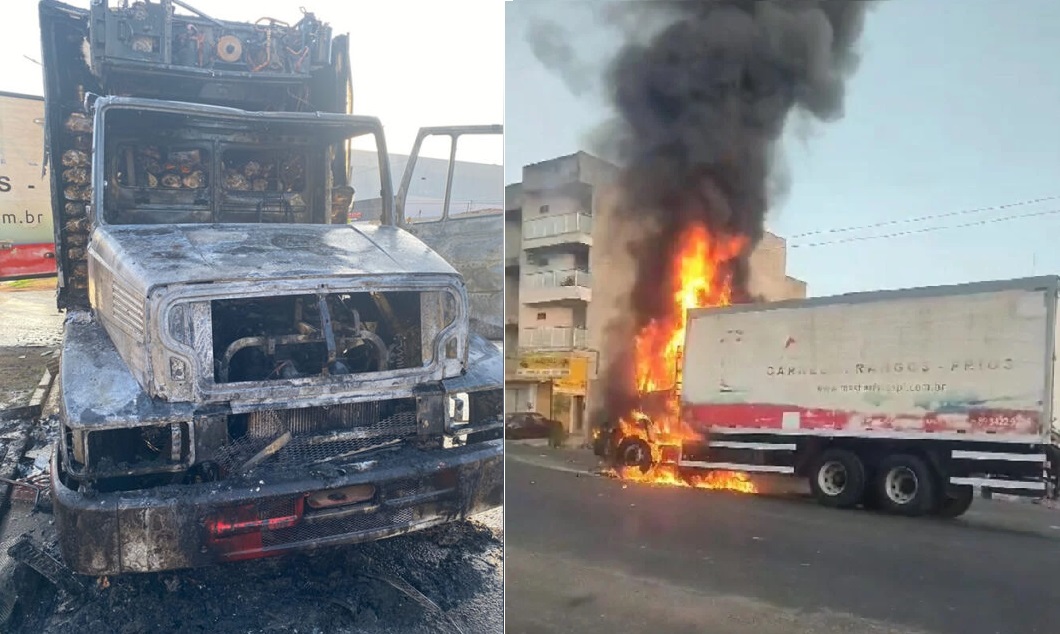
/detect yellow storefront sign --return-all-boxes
[515,353,568,378]
[516,354,588,394]
[554,356,588,394]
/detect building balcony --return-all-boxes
[520,268,592,305]
[522,212,593,250]
[519,327,589,350]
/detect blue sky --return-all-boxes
[505,0,1060,297]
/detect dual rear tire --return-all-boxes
[809,448,865,509]
[809,450,971,518]
[875,454,937,516]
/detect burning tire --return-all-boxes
[875,454,937,516]
[935,485,974,519]
[809,448,866,508]
[615,437,654,474]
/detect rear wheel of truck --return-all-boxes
[876,454,937,516]
[615,437,653,474]
[809,448,866,508]
[935,485,974,519]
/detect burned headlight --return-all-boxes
[66,421,193,479]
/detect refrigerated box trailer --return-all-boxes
[677,276,1060,518]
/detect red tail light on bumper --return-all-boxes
[206,498,305,538]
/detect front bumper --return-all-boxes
[51,439,502,575]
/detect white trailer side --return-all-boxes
[678,276,1060,516]
[0,91,54,280]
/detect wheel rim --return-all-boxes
[817,460,848,496]
[622,444,646,466]
[884,466,919,505]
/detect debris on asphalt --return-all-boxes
[7,535,89,597]
[4,513,501,634]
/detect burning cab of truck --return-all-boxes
[49,97,502,575]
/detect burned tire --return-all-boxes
[875,454,937,516]
[935,485,974,519]
[809,448,866,509]
[615,437,654,474]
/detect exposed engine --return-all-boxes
[212,291,425,384]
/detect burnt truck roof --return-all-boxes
[91,223,461,292]
[94,96,384,132]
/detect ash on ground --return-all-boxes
[7,502,501,634]
[2,414,502,633]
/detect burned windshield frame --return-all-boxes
[91,97,394,226]
[394,125,503,227]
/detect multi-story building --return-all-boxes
[504,153,616,433]
[506,151,808,441]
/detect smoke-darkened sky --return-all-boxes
[506,0,1060,297]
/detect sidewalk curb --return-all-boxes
[0,367,53,423]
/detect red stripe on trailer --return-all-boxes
[0,242,57,279]
[682,403,1041,436]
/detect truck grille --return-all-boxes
[216,402,418,473]
[245,402,383,437]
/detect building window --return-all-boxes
[539,204,549,214]
[536,312,547,321]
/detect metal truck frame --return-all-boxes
[40,0,502,575]
[600,276,1060,519]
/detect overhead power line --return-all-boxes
[788,205,1060,249]
[787,195,1060,240]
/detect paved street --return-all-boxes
[0,281,63,348]
[505,442,1060,634]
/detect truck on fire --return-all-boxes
[599,276,1060,518]
[39,0,502,575]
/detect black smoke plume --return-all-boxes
[525,19,595,97]
[595,0,875,424]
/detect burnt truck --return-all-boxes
[39,0,502,575]
[600,277,1060,518]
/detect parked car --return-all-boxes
[505,412,562,440]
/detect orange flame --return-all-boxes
[616,464,757,494]
[616,223,755,494]
[633,223,746,395]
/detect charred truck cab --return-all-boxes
[41,1,501,575]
